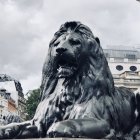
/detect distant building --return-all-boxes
[18,94,26,120]
[103,48,140,92]
[113,71,140,92]
[0,88,17,118]
[0,74,26,120]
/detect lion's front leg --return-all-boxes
[47,121,79,138]
[0,121,39,139]
[47,119,114,139]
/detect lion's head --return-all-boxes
[41,21,114,101]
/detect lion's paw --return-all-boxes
[0,127,14,139]
[0,128,4,138]
[47,122,77,138]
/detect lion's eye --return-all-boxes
[69,38,81,46]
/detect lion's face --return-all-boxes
[48,22,100,78]
[51,32,83,78]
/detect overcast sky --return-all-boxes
[0,0,140,94]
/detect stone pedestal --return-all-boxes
[13,138,105,140]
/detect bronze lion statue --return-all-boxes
[0,21,140,139]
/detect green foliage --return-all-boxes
[26,88,40,120]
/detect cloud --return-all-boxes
[0,0,140,93]
[20,73,41,94]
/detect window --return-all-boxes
[130,66,137,71]
[126,54,136,59]
[116,65,123,71]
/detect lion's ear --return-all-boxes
[95,37,100,45]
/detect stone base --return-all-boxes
[12,138,105,140]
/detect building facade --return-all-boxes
[0,88,17,118]
[0,74,26,121]
[103,48,140,92]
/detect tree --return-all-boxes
[26,88,40,120]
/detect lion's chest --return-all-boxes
[34,79,72,124]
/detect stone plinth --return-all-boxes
[9,138,105,140]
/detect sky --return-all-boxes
[0,0,140,94]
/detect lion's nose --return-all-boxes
[56,48,67,54]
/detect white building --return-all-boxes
[0,74,26,120]
[0,81,18,106]
[103,48,140,92]
[0,88,17,118]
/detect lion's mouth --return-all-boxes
[57,58,77,78]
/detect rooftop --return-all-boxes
[0,74,24,97]
[103,48,140,59]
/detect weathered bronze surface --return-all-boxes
[0,21,140,139]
